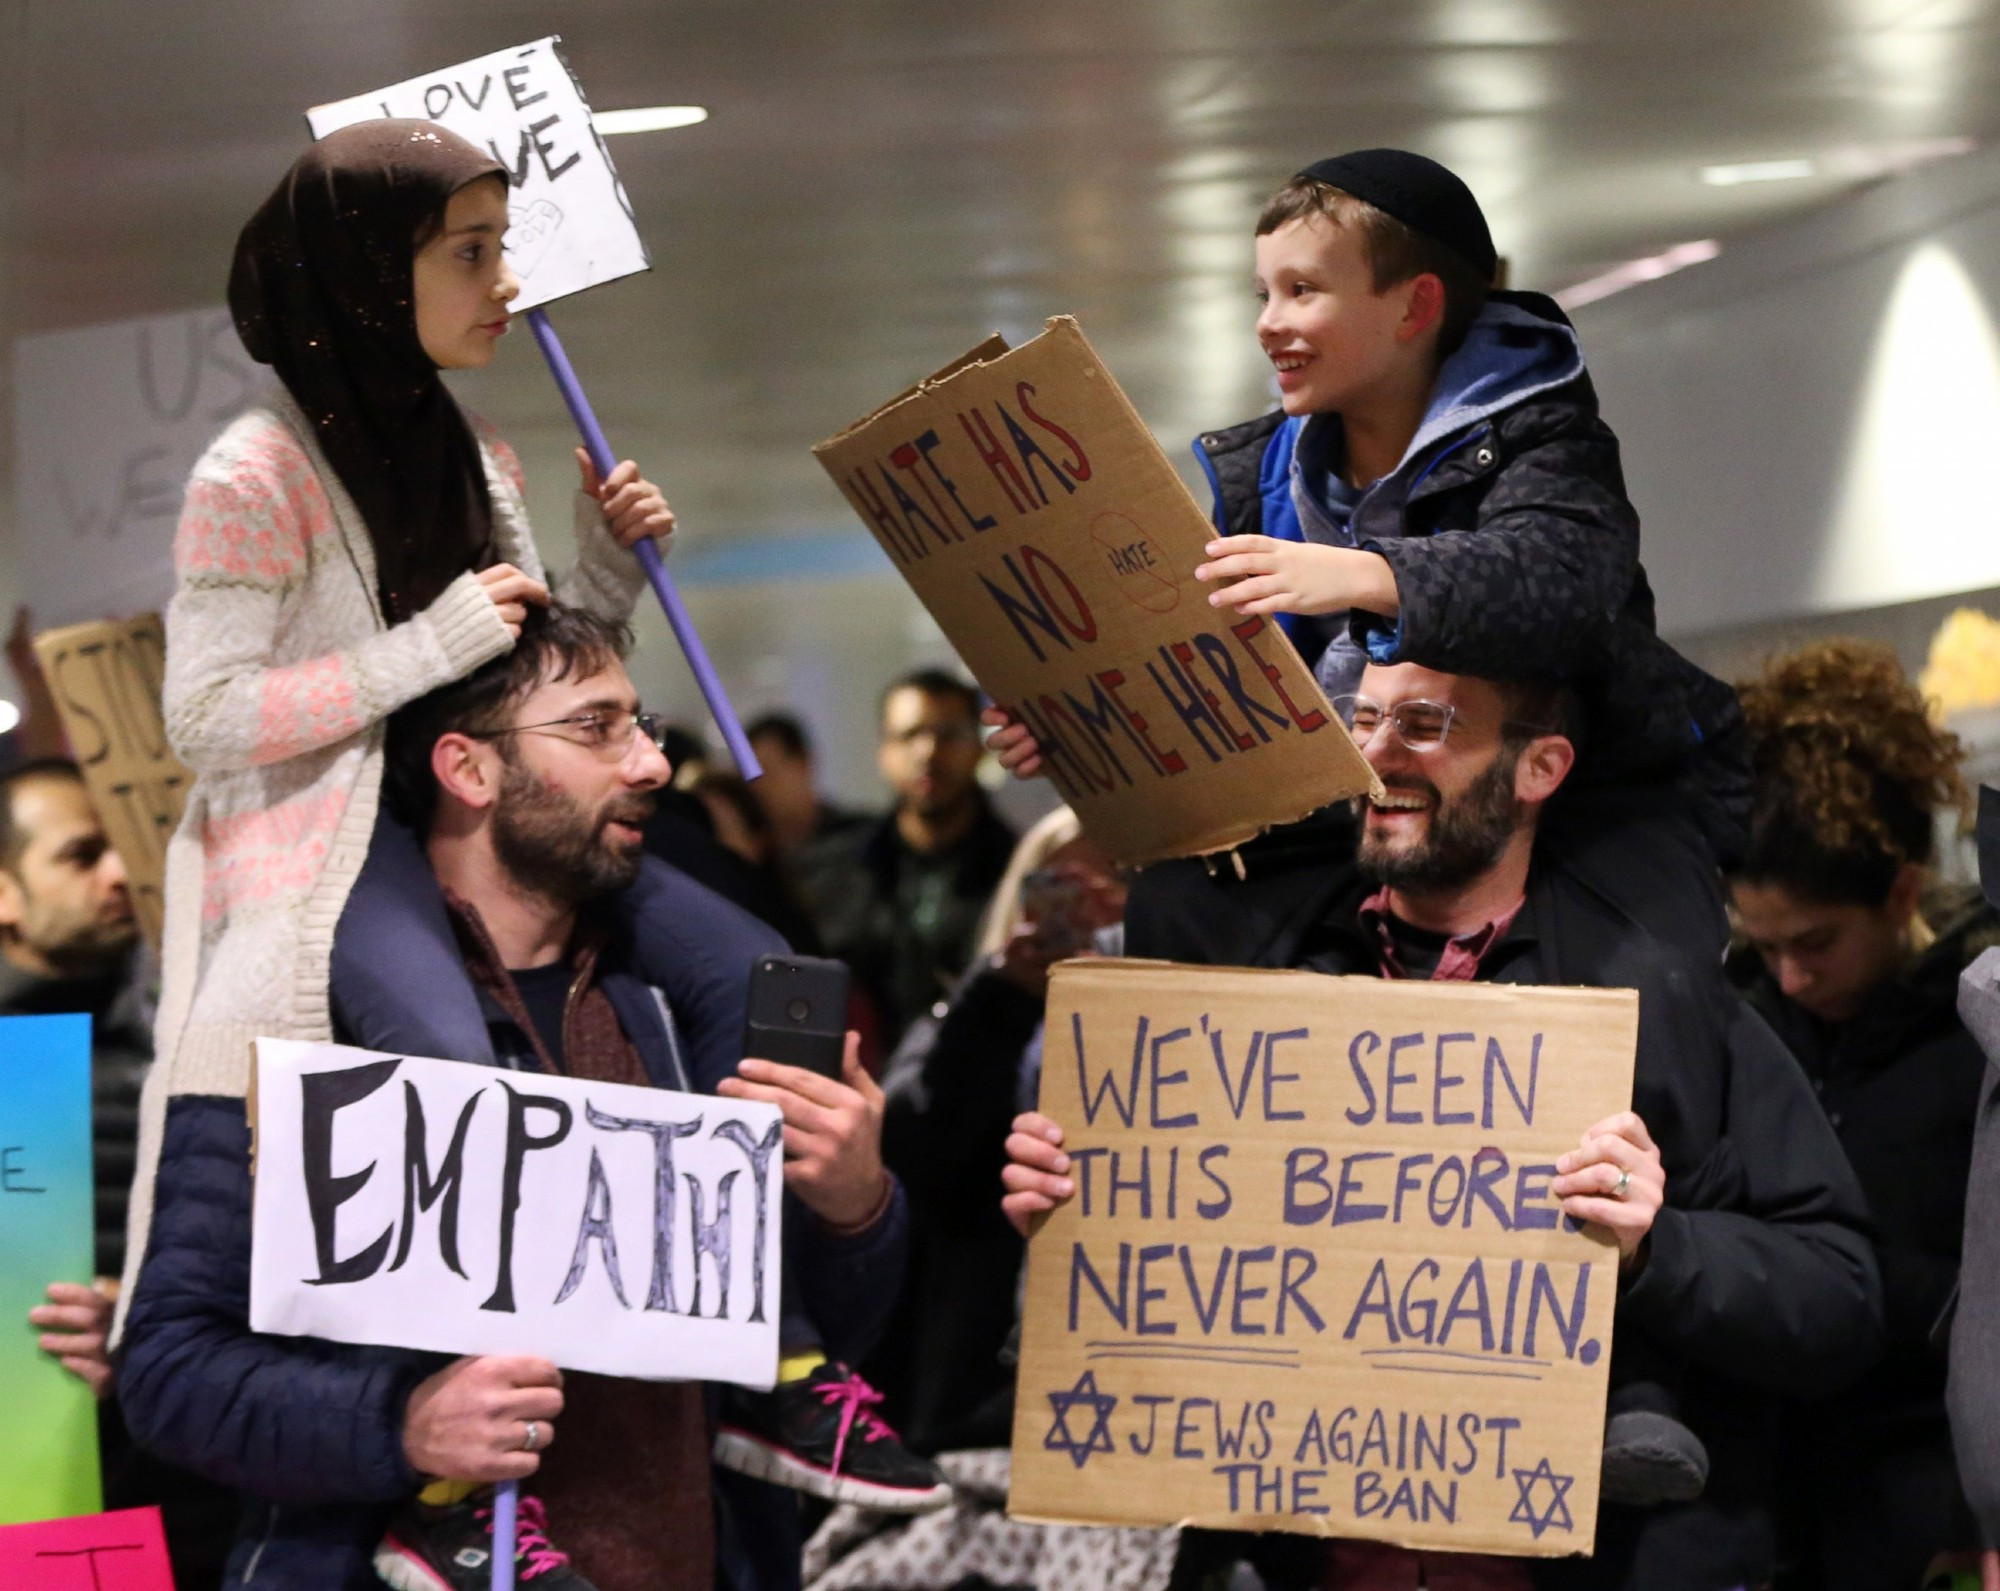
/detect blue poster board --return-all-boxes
[0,1014,100,1524]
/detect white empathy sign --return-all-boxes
[307,37,650,312]
[250,1039,783,1387]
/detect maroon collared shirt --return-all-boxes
[1358,887,1524,983]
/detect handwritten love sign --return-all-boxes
[308,37,648,312]
[250,1040,783,1388]
[815,318,1377,866]
[1010,962,1637,1557]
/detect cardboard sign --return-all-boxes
[308,37,649,312]
[11,307,259,627]
[814,318,1377,865]
[32,616,190,950]
[1010,962,1638,1556]
[0,1508,174,1590]
[250,1040,785,1387]
[0,1016,101,1526]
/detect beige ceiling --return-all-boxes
[6,0,1999,555]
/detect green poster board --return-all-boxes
[0,1013,100,1524]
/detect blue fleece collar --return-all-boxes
[1294,296,1585,498]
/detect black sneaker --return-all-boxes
[714,1362,952,1513]
[374,1490,598,1590]
[1599,1410,1710,1507]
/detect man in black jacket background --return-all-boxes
[1006,659,1884,1591]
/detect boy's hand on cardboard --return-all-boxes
[981,705,1044,780]
[1196,537,1400,619]
[577,449,676,551]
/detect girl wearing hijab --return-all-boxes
[114,121,668,1588]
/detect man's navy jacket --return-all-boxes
[117,821,907,1589]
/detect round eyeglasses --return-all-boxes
[1332,694,1458,750]
[475,708,671,761]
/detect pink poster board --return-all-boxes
[0,1508,174,1589]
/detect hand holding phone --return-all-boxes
[743,954,851,1079]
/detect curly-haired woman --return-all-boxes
[1729,639,1989,1590]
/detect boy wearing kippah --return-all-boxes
[995,146,1745,926]
[989,149,1744,1514]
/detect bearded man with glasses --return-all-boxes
[117,604,917,1591]
[1004,661,1885,1591]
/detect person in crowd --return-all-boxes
[116,604,920,1591]
[747,711,868,856]
[1,762,148,1281]
[124,117,671,1313]
[1949,784,2000,1584]
[985,148,1749,960]
[865,806,1125,1455]
[798,669,1016,1047]
[4,762,237,1585]
[1005,660,1885,1591]
[1726,642,1987,1589]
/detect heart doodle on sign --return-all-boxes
[1089,511,1181,614]
[506,199,565,276]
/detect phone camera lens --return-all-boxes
[787,997,812,1023]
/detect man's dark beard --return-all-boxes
[491,758,654,904]
[1358,746,1523,895]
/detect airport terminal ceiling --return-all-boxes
[6,0,2000,543]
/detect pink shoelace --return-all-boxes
[815,1367,896,1477]
[475,1494,572,1579]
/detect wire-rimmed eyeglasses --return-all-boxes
[1333,694,1556,752]
[474,708,671,761]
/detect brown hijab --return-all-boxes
[230,120,507,623]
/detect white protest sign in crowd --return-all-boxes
[307,37,649,311]
[11,307,260,627]
[250,1040,784,1388]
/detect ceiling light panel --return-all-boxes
[594,106,709,135]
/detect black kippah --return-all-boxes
[1294,148,1497,282]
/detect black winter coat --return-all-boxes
[117,840,908,1591]
[1732,893,1990,1579]
[1734,892,1995,1413]
[868,968,1041,1453]
[1126,810,1884,1591]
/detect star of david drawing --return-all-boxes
[1509,1455,1575,1540]
[1043,1370,1118,1470]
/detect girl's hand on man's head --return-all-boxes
[473,563,549,641]
[577,449,676,551]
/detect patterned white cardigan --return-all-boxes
[118,392,646,1321]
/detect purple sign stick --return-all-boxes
[492,1478,518,1591]
[525,307,762,780]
